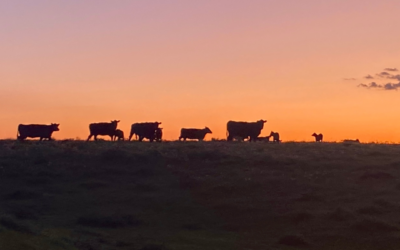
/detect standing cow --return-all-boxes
[227,120,267,142]
[128,122,161,142]
[112,129,124,141]
[87,120,120,141]
[179,127,212,141]
[17,124,60,141]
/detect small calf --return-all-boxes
[270,131,281,143]
[312,133,323,142]
[112,129,124,141]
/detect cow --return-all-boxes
[312,133,323,142]
[112,129,124,141]
[256,136,271,142]
[155,128,163,142]
[17,124,60,141]
[179,127,212,141]
[227,120,267,142]
[128,122,161,142]
[87,120,120,141]
[270,131,281,143]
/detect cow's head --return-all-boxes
[111,120,120,124]
[204,127,212,134]
[257,120,267,129]
[155,122,162,125]
[51,123,60,131]
[312,133,317,137]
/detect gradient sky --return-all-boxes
[1,0,400,142]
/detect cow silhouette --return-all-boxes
[270,131,281,143]
[227,120,266,142]
[128,122,161,142]
[112,129,124,141]
[179,127,212,141]
[312,133,323,142]
[17,124,60,141]
[87,120,120,141]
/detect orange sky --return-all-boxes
[1,1,400,142]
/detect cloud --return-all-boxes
[364,75,374,79]
[384,68,398,72]
[358,81,400,90]
[376,72,391,77]
[343,78,357,81]
[387,74,400,81]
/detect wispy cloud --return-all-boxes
[364,75,374,79]
[358,82,400,91]
[343,78,357,81]
[376,72,391,77]
[356,67,400,91]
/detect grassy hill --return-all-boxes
[1,140,400,249]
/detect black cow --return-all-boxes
[112,129,124,141]
[17,124,60,141]
[312,133,323,142]
[179,127,212,141]
[128,122,161,142]
[87,120,120,141]
[269,131,281,143]
[155,128,163,142]
[227,120,267,142]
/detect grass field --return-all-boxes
[1,140,400,249]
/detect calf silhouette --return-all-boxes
[270,131,280,143]
[312,133,323,142]
[112,129,124,141]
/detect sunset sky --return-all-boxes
[1,1,400,142]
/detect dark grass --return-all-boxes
[1,140,400,249]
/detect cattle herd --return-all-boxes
[15,120,333,142]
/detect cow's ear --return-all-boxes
[117,120,120,123]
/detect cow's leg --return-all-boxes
[40,137,43,141]
[184,138,187,141]
[227,135,233,141]
[109,135,113,141]
[128,133,133,141]
[94,135,98,141]
[87,134,93,141]
[138,136,143,142]
[179,136,182,141]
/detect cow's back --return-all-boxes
[89,122,116,135]
[18,124,52,138]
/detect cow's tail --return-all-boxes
[16,127,19,140]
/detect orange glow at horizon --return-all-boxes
[1,1,400,142]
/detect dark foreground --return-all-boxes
[1,140,400,250]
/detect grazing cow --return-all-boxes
[128,122,161,142]
[112,129,124,141]
[256,136,271,142]
[227,120,267,142]
[179,127,212,141]
[155,128,163,142]
[312,133,323,142]
[17,124,60,141]
[343,139,360,143]
[270,131,281,142]
[87,120,120,141]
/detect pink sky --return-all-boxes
[1,1,400,141]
